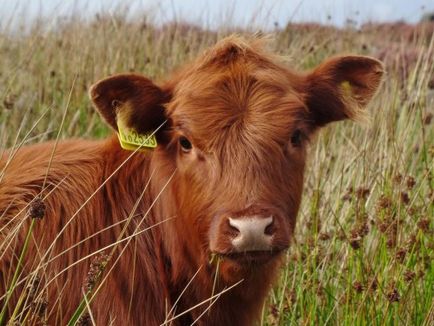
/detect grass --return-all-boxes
[0,6,433,326]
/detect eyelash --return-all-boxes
[179,136,192,152]
[290,129,303,147]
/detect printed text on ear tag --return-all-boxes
[116,120,157,151]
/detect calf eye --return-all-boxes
[290,129,303,147]
[179,136,192,152]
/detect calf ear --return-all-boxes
[89,74,170,136]
[305,56,384,127]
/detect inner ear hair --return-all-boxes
[89,74,171,135]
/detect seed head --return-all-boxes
[287,290,297,305]
[27,275,41,301]
[418,269,425,279]
[319,232,331,241]
[423,113,433,125]
[406,176,416,190]
[84,253,109,292]
[429,189,434,202]
[407,206,417,215]
[377,195,393,210]
[350,228,359,239]
[395,248,407,263]
[400,192,410,205]
[393,174,403,184]
[353,281,364,293]
[337,229,347,241]
[342,187,354,201]
[404,270,416,283]
[32,298,48,318]
[342,193,352,201]
[386,287,400,303]
[417,218,430,232]
[386,237,397,249]
[368,277,378,291]
[77,313,91,326]
[28,197,46,219]
[316,283,325,298]
[3,94,16,110]
[405,232,421,252]
[358,222,370,237]
[349,237,361,250]
[377,220,389,233]
[355,187,370,200]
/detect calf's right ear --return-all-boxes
[89,74,171,137]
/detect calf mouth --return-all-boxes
[215,249,285,265]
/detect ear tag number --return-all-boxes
[116,120,157,151]
[340,80,352,96]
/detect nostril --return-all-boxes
[227,218,240,236]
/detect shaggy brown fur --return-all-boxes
[0,36,383,325]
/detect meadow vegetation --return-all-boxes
[0,9,433,325]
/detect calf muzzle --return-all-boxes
[209,206,290,264]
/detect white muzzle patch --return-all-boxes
[228,216,273,252]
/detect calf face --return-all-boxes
[90,36,383,283]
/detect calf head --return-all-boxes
[90,36,383,283]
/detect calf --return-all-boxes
[0,36,383,325]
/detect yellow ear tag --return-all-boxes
[116,119,157,151]
[340,81,352,96]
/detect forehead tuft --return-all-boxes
[194,35,290,73]
[198,35,276,68]
[167,36,306,151]
[172,35,297,101]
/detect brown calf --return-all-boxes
[0,36,383,325]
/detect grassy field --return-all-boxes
[0,9,433,326]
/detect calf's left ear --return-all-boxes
[89,74,171,136]
[305,55,384,127]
